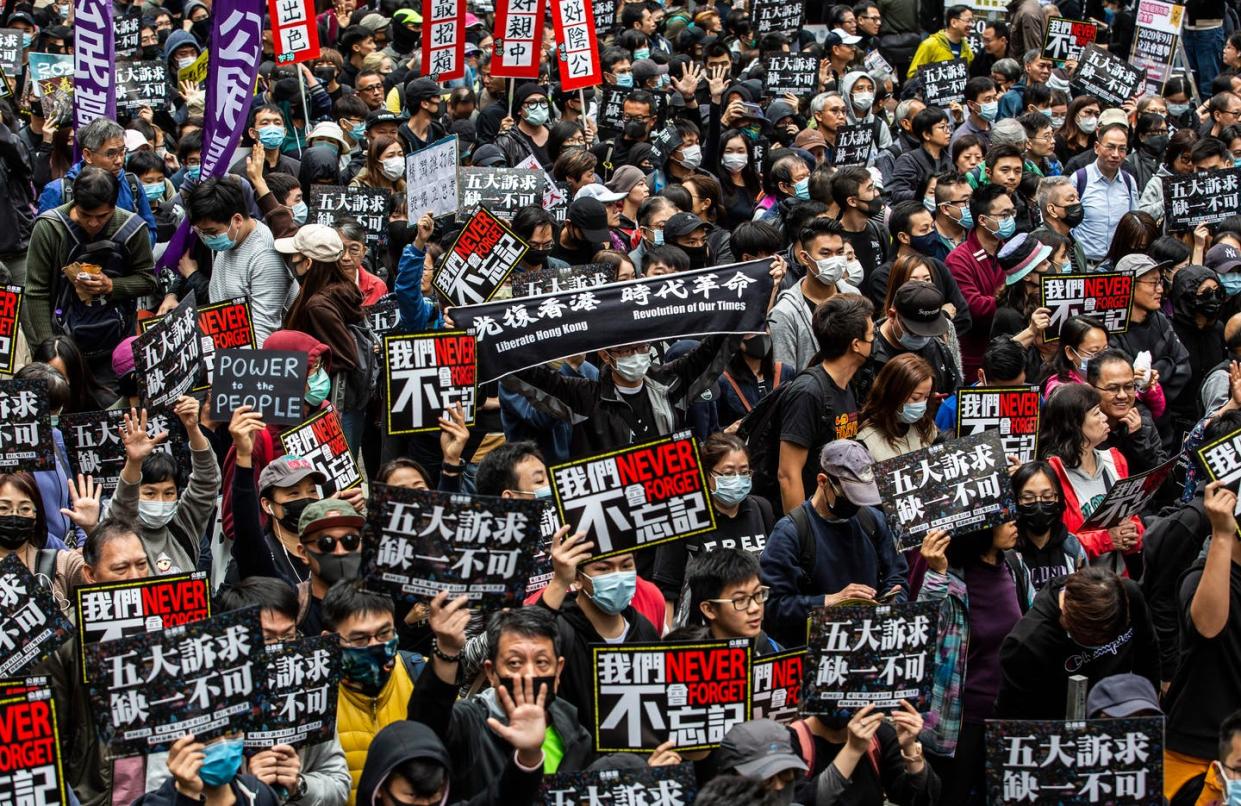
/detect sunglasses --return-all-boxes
[304,533,362,553]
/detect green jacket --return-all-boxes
[907,30,975,79]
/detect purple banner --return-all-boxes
[156,0,264,273]
[73,0,115,145]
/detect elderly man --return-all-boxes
[1032,176,1089,273]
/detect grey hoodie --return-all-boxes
[840,70,894,162]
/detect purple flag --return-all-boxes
[73,0,115,141]
[157,0,263,272]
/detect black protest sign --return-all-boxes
[362,484,544,610]
[834,123,876,167]
[1042,17,1098,63]
[141,297,257,391]
[115,14,141,56]
[1079,454,1179,531]
[75,574,211,683]
[364,294,401,337]
[1071,44,1144,107]
[433,208,529,306]
[457,167,543,223]
[0,555,75,677]
[918,58,968,106]
[543,763,698,805]
[60,409,189,501]
[0,285,22,374]
[955,386,1040,462]
[85,607,267,755]
[1197,425,1241,521]
[454,258,775,384]
[596,86,668,132]
[209,349,307,426]
[647,123,682,168]
[0,691,69,805]
[246,636,341,750]
[524,501,561,596]
[751,648,806,724]
[874,431,1016,550]
[511,263,615,298]
[0,676,50,697]
[1042,273,1135,338]
[384,331,478,435]
[764,54,818,96]
[593,639,751,752]
[1163,168,1241,231]
[593,0,617,33]
[0,30,21,77]
[752,0,804,35]
[279,405,362,494]
[307,184,389,248]
[0,378,54,471]
[550,432,716,560]
[117,61,168,114]
[135,292,202,410]
[801,601,940,717]
[984,717,1164,804]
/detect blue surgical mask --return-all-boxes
[143,182,165,202]
[899,400,928,424]
[350,122,367,141]
[257,125,285,149]
[978,100,999,122]
[198,738,244,787]
[1168,102,1191,117]
[341,637,399,696]
[185,165,201,182]
[793,177,810,200]
[305,367,331,406]
[1221,272,1241,296]
[923,195,937,213]
[1217,763,1241,806]
[534,486,553,499]
[616,72,634,88]
[898,330,931,350]
[650,228,664,246]
[957,207,974,229]
[292,201,308,225]
[585,570,637,614]
[988,215,1016,239]
[21,33,32,49]
[1040,107,1054,120]
[523,103,550,127]
[1060,260,1071,273]
[713,474,752,506]
[200,222,237,252]
[633,47,650,60]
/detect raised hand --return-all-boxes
[60,474,101,531]
[121,408,167,466]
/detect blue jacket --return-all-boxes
[394,242,442,333]
[500,360,599,464]
[38,162,159,246]
[997,78,1027,121]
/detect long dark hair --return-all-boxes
[1037,384,1101,469]
[32,336,117,414]
[1012,460,1066,541]
[0,472,48,551]
[1103,211,1159,267]
[716,129,761,201]
[858,353,937,447]
[284,259,361,335]
[1038,315,1106,387]
[945,524,1000,569]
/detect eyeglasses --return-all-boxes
[338,626,395,648]
[712,470,752,480]
[304,533,362,553]
[1018,493,1059,504]
[1135,278,1162,288]
[0,504,36,517]
[1099,143,1129,154]
[708,587,771,610]
[622,114,650,123]
[1094,382,1137,396]
[95,147,125,160]
[357,83,385,93]
[524,100,550,111]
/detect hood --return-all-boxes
[263,329,332,374]
[765,100,796,126]
[1172,265,1219,324]
[722,82,754,103]
[357,721,452,806]
[163,30,201,63]
[841,71,876,125]
[298,145,343,188]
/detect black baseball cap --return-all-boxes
[894,281,950,338]
[366,109,405,129]
[568,197,611,245]
[663,212,708,241]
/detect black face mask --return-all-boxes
[274,497,314,534]
[623,120,648,141]
[157,28,172,46]
[498,675,557,708]
[825,479,860,520]
[388,220,414,247]
[190,18,211,45]
[313,65,337,85]
[1195,297,1224,318]
[525,247,551,267]
[1016,501,1064,534]
[742,334,771,358]
[140,44,161,60]
[1059,202,1085,228]
[681,244,709,270]
[0,515,37,550]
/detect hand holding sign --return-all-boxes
[1205,480,1239,533]
[919,529,952,574]
[228,405,267,460]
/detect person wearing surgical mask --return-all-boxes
[840,71,893,162]
[769,217,852,370]
[833,165,890,281]
[138,733,275,805]
[857,352,939,461]
[647,119,705,193]
[495,85,554,171]
[108,400,219,576]
[859,280,963,401]
[953,77,1000,152]
[351,135,406,194]
[229,104,301,179]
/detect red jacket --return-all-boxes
[946,229,1004,376]
[1047,449,1144,565]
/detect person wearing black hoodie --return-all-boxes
[1170,265,1227,439]
[995,566,1160,719]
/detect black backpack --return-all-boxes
[788,504,885,594]
[341,318,380,409]
[738,366,838,506]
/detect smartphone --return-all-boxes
[740,102,763,120]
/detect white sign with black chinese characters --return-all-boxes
[433,209,528,305]
[363,485,543,610]
[270,0,321,64]
[751,648,806,724]
[764,55,818,97]
[919,59,968,106]
[117,61,169,114]
[492,0,545,78]
[1197,425,1241,517]
[800,601,939,717]
[406,135,459,218]
[135,292,203,410]
[422,0,464,80]
[246,636,341,749]
[873,431,1017,550]
[1131,0,1184,94]
[279,405,362,494]
[550,432,716,560]
[550,0,602,90]
[0,378,55,471]
[834,123,875,167]
[593,640,751,752]
[542,763,698,806]
[1163,168,1241,231]
[984,717,1164,804]
[307,184,389,248]
[457,167,544,223]
[0,555,75,677]
[955,386,1040,463]
[1042,273,1135,338]
[384,331,478,435]
[1071,44,1145,107]
[752,0,804,35]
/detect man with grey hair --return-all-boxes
[876,98,926,188]
[997,50,1051,120]
[990,118,1029,150]
[36,117,158,244]
[810,91,848,156]
[1031,175,1089,273]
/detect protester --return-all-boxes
[1010,460,1087,590]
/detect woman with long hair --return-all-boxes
[0,471,93,611]
[881,255,964,378]
[349,135,406,195]
[1038,314,1109,398]
[1038,383,1144,575]
[857,353,938,461]
[714,128,761,227]
[1010,460,1087,589]
[1099,211,1159,271]
[1054,96,1102,164]
[32,336,119,413]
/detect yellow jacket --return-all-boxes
[906,31,975,79]
[337,655,419,805]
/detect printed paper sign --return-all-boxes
[594,640,751,751]
[550,432,716,560]
[647,123,682,169]
[0,379,55,471]
[27,53,72,98]
[593,0,616,34]
[307,184,389,248]
[511,263,614,298]
[873,431,1016,550]
[453,258,775,384]
[0,555,75,677]
[551,0,602,90]
[0,285,23,374]
[117,61,169,113]
[752,0,804,34]
[1131,0,1184,94]
[1079,454,1179,530]
[919,58,968,106]
[85,607,268,755]
[1196,424,1241,518]
[751,648,806,724]
[141,297,257,391]
[433,208,528,305]
[60,410,189,501]
[115,15,141,56]
[834,123,875,167]
[0,692,68,805]
[135,292,203,409]
[956,386,1040,463]
[279,405,362,494]
[75,574,211,683]
[1042,273,1135,338]
[0,30,21,77]
[984,717,1164,804]
[542,763,698,805]
[1163,168,1241,231]
[457,168,544,223]
[1071,44,1144,107]
[384,331,478,435]
[269,0,321,64]
[422,0,465,80]
[764,55,818,96]
[365,295,402,337]
[246,636,341,749]
[513,153,567,216]
[801,601,940,717]
[210,349,308,426]
[493,0,546,78]
[362,485,543,609]
[406,135,460,218]
[0,676,50,697]
[1042,17,1098,63]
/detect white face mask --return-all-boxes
[138,500,177,529]
[852,92,874,111]
[812,255,846,285]
[721,152,748,173]
[678,144,703,169]
[612,351,652,381]
[176,56,197,70]
[380,156,406,181]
